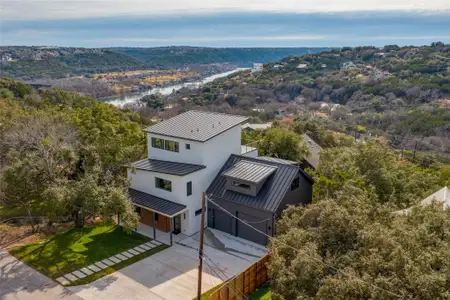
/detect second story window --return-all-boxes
[186,144,191,150]
[187,181,192,196]
[155,177,172,192]
[151,137,164,149]
[165,140,179,152]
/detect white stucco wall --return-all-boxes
[131,124,244,236]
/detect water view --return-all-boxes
[99,68,248,106]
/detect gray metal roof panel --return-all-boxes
[257,156,298,165]
[207,154,311,213]
[222,161,277,184]
[143,110,249,142]
[130,159,206,176]
[128,188,186,217]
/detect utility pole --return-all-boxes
[197,192,206,300]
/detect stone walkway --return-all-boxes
[56,240,162,286]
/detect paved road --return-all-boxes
[0,251,82,300]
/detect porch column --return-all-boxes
[153,211,156,240]
[169,216,173,246]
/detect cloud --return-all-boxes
[2,0,450,21]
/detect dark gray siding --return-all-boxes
[276,171,313,217]
[208,196,273,245]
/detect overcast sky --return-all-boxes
[1,0,450,47]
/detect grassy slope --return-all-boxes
[249,284,271,299]
[9,223,150,279]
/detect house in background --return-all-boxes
[127,110,314,246]
[301,134,322,170]
[394,186,450,215]
[207,155,313,245]
[241,122,272,133]
[252,63,264,73]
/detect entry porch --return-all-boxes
[129,188,188,246]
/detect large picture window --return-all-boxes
[155,177,172,192]
[151,137,164,149]
[165,140,179,152]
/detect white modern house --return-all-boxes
[127,110,313,246]
[252,63,264,73]
[127,111,250,241]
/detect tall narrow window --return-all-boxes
[155,177,172,192]
[291,177,300,191]
[151,137,164,149]
[187,181,192,196]
[165,140,179,152]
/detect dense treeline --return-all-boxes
[0,78,151,229]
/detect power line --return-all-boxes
[207,196,405,299]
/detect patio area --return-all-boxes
[136,223,188,245]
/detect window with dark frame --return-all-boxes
[155,213,159,221]
[195,208,203,216]
[155,177,172,192]
[187,181,192,196]
[151,137,164,149]
[165,140,179,152]
[291,177,300,191]
[185,144,191,150]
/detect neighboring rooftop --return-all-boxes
[207,155,313,213]
[222,161,277,184]
[302,134,322,169]
[143,110,249,142]
[394,186,450,215]
[130,159,206,176]
[241,123,272,131]
[129,188,187,217]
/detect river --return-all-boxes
[99,68,248,106]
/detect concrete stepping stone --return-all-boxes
[115,254,128,260]
[140,244,151,250]
[133,246,145,253]
[64,273,78,282]
[80,267,93,276]
[72,270,86,279]
[87,264,101,272]
[150,240,162,246]
[128,249,139,255]
[56,276,70,285]
[144,242,154,248]
[95,261,108,269]
[121,251,134,258]
[101,258,115,267]
[108,256,121,264]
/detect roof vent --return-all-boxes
[219,121,221,125]
[212,124,215,128]
[196,128,199,132]
[191,129,193,133]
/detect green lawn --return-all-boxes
[249,284,271,300]
[9,222,156,282]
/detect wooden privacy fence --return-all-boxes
[210,254,270,300]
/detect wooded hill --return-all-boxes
[0,46,328,80]
[161,43,450,156]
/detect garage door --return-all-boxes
[236,212,268,245]
[211,208,233,234]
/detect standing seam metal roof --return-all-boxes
[128,188,186,217]
[143,110,249,142]
[130,159,206,176]
[207,154,312,213]
[222,161,277,184]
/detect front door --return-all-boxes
[173,215,181,234]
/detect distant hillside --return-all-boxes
[0,47,147,79]
[111,47,330,68]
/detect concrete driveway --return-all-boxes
[0,251,82,300]
[67,237,263,300]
